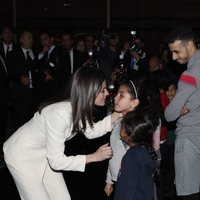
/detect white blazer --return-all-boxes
[3,101,112,180]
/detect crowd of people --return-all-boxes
[0,24,200,200]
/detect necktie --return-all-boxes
[130,57,135,69]
[6,46,10,57]
[26,50,33,88]
[43,51,49,66]
[26,50,32,69]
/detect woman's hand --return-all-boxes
[111,112,123,125]
[86,143,113,164]
[104,183,114,196]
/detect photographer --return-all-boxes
[124,34,149,72]
[97,32,121,80]
[37,31,63,102]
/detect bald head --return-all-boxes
[148,56,162,72]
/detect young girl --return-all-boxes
[104,77,161,196]
[3,66,122,200]
[114,110,156,200]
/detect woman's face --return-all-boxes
[114,85,139,115]
[95,81,109,106]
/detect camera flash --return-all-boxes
[131,30,136,35]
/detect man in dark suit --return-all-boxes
[0,55,10,162]
[0,26,16,62]
[0,25,17,98]
[0,26,17,167]
[123,34,149,73]
[38,32,63,101]
[11,30,40,128]
[59,32,85,85]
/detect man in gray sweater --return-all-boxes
[165,26,200,200]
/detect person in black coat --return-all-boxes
[123,34,149,73]
[10,30,40,129]
[37,31,63,101]
[0,55,10,157]
[0,25,17,106]
[0,26,16,65]
[64,105,111,200]
[58,32,86,86]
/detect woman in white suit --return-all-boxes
[3,66,122,200]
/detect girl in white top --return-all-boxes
[3,66,122,200]
[105,78,161,196]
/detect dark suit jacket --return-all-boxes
[10,47,40,127]
[64,105,110,200]
[38,46,62,81]
[123,50,149,72]
[37,46,64,101]
[0,56,10,149]
[58,47,86,84]
[11,47,39,87]
[0,56,9,105]
[0,42,17,80]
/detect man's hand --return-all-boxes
[180,105,190,116]
[130,51,140,61]
[20,75,30,86]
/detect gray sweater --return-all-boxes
[106,119,128,183]
[165,51,200,137]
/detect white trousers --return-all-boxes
[7,163,71,200]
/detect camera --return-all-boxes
[130,30,137,37]
[83,50,99,68]
[98,30,117,49]
[98,30,110,49]
[115,54,127,85]
[88,49,93,57]
[130,43,141,53]
[129,30,144,57]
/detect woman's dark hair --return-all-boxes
[70,66,106,133]
[39,66,106,134]
[121,110,153,147]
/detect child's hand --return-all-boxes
[104,183,114,196]
[111,112,123,125]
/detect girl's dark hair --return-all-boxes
[120,79,140,100]
[120,70,146,100]
[122,109,160,179]
[39,66,106,134]
[121,110,153,147]
[137,79,163,129]
[70,66,106,133]
[119,71,161,131]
